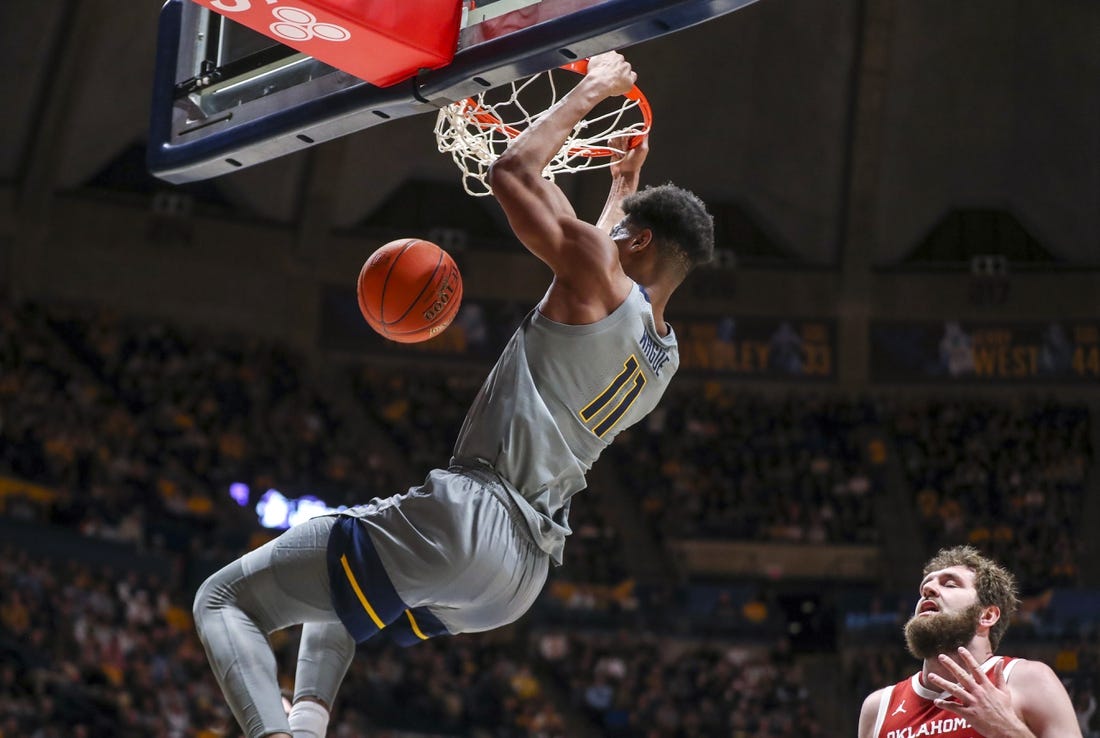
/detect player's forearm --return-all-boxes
[595,171,639,232]
[492,77,611,176]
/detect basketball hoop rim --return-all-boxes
[457,58,652,159]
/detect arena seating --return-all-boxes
[1,297,1096,736]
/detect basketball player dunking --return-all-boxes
[858,546,1080,738]
[192,52,715,738]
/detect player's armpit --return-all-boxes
[1010,660,1083,738]
[489,160,623,280]
[490,155,631,324]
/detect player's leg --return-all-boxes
[194,515,344,738]
[287,622,356,737]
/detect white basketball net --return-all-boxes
[434,68,651,197]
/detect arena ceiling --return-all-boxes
[2,0,1098,265]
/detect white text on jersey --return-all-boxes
[887,717,971,737]
[638,331,671,376]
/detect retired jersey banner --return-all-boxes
[673,316,835,379]
[870,320,1100,383]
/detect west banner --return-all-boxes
[870,320,1100,383]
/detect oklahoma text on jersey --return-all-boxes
[886,717,971,738]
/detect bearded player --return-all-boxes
[857,546,1080,738]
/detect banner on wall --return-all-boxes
[672,316,834,379]
[319,286,836,379]
[870,320,1100,383]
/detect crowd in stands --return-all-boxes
[0,535,829,738]
[537,630,824,737]
[0,545,224,737]
[0,299,401,562]
[3,295,1098,736]
[0,543,569,738]
[351,366,477,478]
[321,630,568,737]
[44,303,399,509]
[891,397,1092,593]
[12,295,1091,593]
[840,642,912,713]
[0,532,816,738]
[611,384,882,545]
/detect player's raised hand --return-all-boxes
[928,648,1028,736]
[585,51,637,97]
[609,134,649,179]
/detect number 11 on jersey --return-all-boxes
[578,355,647,438]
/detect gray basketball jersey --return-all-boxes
[452,283,678,564]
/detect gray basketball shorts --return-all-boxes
[327,465,550,643]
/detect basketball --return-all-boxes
[357,238,463,343]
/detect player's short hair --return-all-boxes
[623,184,715,276]
[922,545,1019,651]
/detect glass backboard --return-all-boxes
[148,0,759,183]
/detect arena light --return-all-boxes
[229,483,346,529]
[229,482,250,506]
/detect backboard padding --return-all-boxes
[149,0,761,183]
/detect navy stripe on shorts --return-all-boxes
[326,515,450,646]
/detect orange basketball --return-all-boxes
[357,238,463,343]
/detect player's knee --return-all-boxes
[192,576,213,630]
[192,570,229,634]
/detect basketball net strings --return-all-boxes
[435,70,649,196]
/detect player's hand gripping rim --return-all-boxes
[584,51,637,98]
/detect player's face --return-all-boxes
[609,218,642,268]
[913,565,979,618]
[609,218,632,243]
[903,565,982,659]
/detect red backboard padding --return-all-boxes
[192,0,462,86]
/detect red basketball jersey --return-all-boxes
[871,656,1020,738]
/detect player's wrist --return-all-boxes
[575,73,621,104]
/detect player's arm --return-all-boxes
[1010,660,1082,738]
[857,689,886,738]
[595,134,649,234]
[488,53,636,302]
